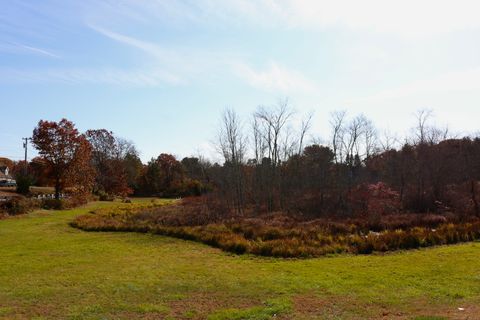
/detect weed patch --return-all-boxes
[71,201,480,258]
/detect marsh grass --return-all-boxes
[72,201,480,258]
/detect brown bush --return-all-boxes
[1,197,41,215]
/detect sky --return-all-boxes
[2,0,480,162]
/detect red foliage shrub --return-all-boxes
[348,182,401,217]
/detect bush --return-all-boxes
[42,199,65,210]
[98,190,115,201]
[15,174,33,195]
[1,198,40,215]
[65,193,91,208]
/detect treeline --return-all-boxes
[14,119,211,200]
[209,103,480,219]
[11,104,480,221]
[60,103,480,258]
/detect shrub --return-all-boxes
[1,198,40,215]
[42,199,65,210]
[64,193,91,208]
[98,190,115,201]
[15,174,33,195]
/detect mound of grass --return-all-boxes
[71,202,480,258]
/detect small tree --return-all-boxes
[139,154,184,197]
[216,108,247,213]
[32,118,94,199]
[10,160,33,195]
[85,129,132,197]
[15,175,33,195]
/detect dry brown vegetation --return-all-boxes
[71,198,480,258]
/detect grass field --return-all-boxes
[1,200,479,319]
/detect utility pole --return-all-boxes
[22,137,31,175]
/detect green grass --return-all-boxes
[207,298,291,320]
[0,200,479,319]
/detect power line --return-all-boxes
[22,137,32,174]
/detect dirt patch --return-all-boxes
[409,301,480,320]
[287,293,406,319]
[167,291,261,320]
[287,294,480,320]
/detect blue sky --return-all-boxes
[2,0,480,162]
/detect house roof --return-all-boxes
[0,158,13,168]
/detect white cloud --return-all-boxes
[1,25,317,91]
[349,67,480,103]
[91,25,317,92]
[273,0,480,37]
[233,61,318,93]
[105,0,480,38]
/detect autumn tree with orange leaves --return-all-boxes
[85,129,133,197]
[32,119,94,199]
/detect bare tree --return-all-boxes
[344,114,366,164]
[281,126,297,160]
[428,125,451,144]
[252,115,267,163]
[116,137,139,159]
[298,111,314,155]
[363,117,378,158]
[253,99,295,210]
[255,98,294,166]
[379,129,399,152]
[329,110,346,164]
[411,109,455,146]
[218,108,247,165]
[413,109,433,145]
[216,108,247,214]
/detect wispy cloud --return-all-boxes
[233,61,318,93]
[18,43,60,58]
[100,0,480,38]
[0,41,59,58]
[0,67,183,87]
[88,24,217,85]
[90,25,317,92]
[89,25,171,60]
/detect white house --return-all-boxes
[0,166,15,185]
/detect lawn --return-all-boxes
[0,200,479,319]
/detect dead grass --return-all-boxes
[71,202,480,258]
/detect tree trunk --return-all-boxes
[55,177,61,200]
[471,180,479,217]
